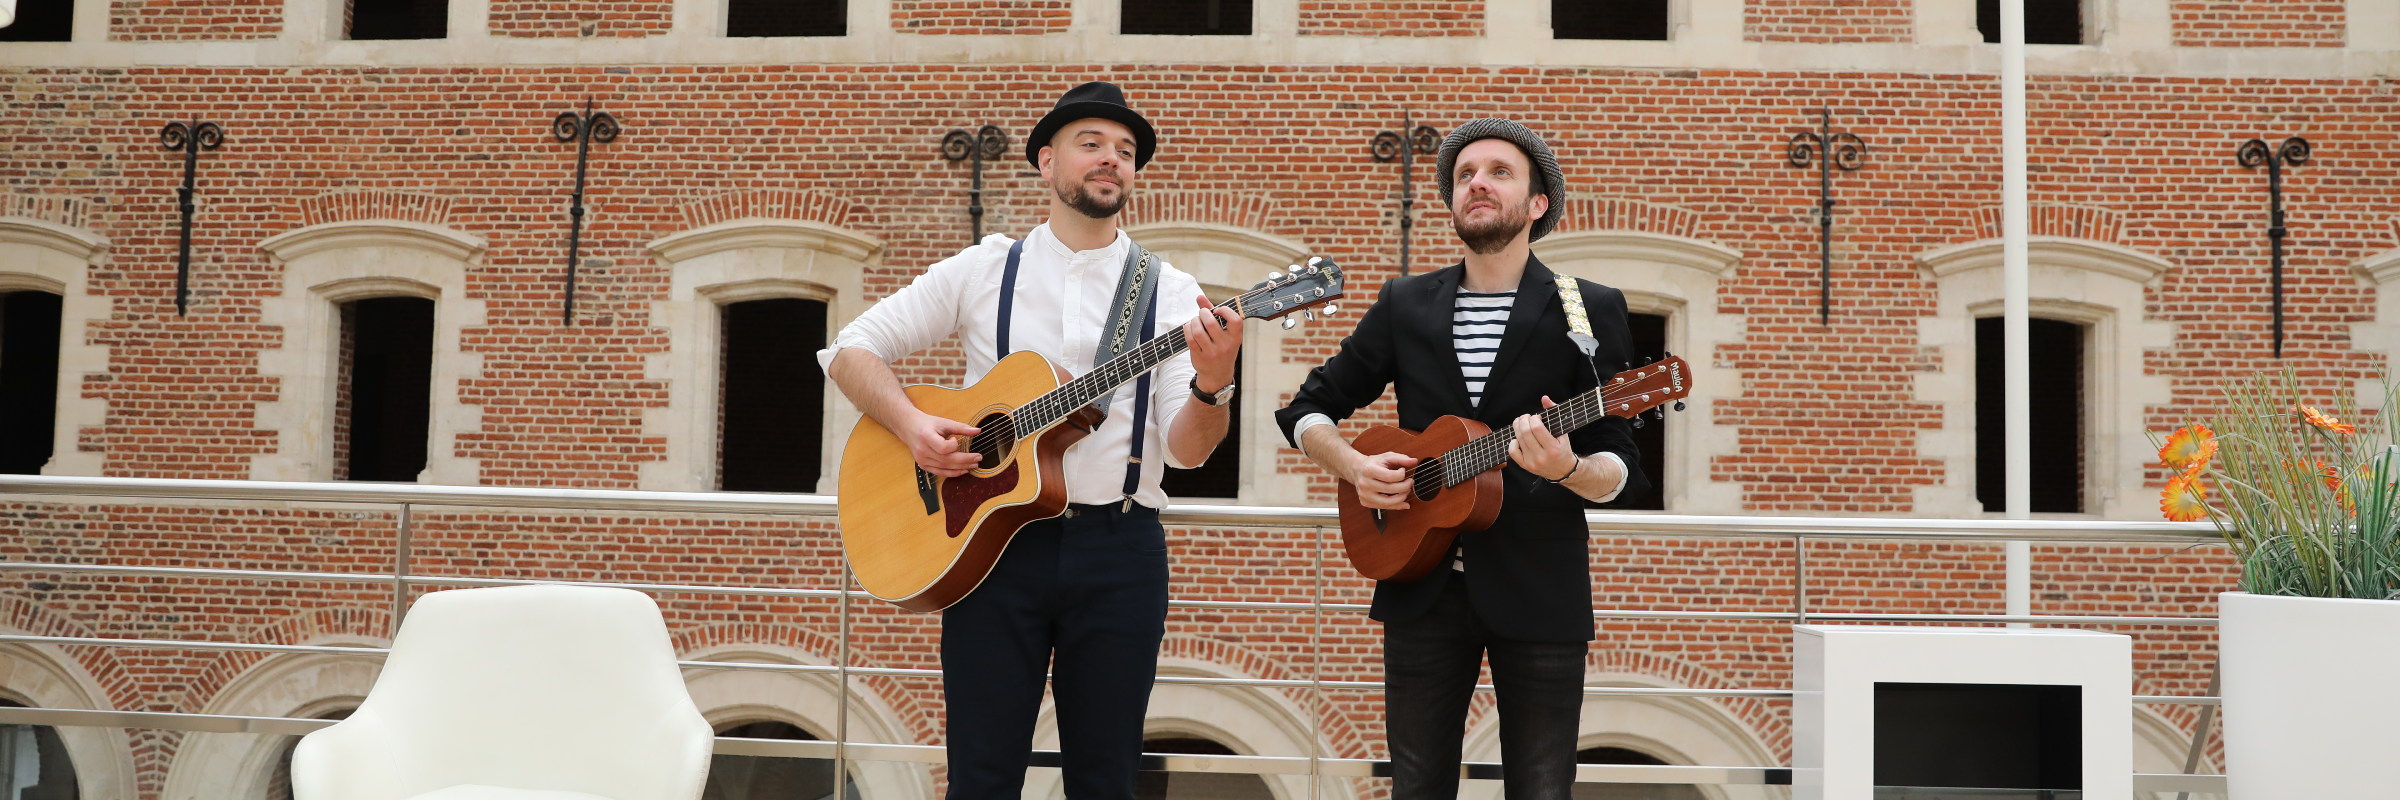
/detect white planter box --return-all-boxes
[1794,625,2131,800]
[2219,591,2400,800]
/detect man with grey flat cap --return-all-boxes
[820,81,1244,799]
[1278,118,1649,799]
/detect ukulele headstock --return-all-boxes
[1599,355,1693,419]
[1239,257,1346,330]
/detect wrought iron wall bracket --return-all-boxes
[2236,136,2309,358]
[160,120,224,317]
[553,100,620,326]
[1786,107,1867,327]
[941,125,1009,245]
[1370,114,1440,277]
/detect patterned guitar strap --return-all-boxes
[1555,275,1603,382]
[1096,243,1160,509]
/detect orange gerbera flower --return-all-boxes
[2299,405,2359,435]
[2158,425,2218,472]
[2161,473,2209,522]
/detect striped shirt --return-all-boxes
[1454,290,1514,407]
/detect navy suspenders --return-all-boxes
[992,239,1157,504]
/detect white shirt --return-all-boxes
[816,223,1208,509]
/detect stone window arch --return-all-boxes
[157,648,382,800]
[0,642,136,800]
[252,220,487,483]
[643,216,882,492]
[680,643,932,800]
[1125,221,1316,507]
[1535,230,1744,514]
[1027,654,1345,800]
[0,215,110,477]
[1461,671,1779,800]
[1915,236,2175,519]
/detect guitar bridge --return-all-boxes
[916,467,942,515]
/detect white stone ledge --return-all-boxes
[258,219,487,266]
[646,218,885,265]
[0,217,109,263]
[1916,236,2173,285]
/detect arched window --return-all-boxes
[707,720,855,800]
[1573,746,1701,800]
[263,709,354,800]
[0,698,79,800]
[645,214,881,494]
[1917,235,2173,519]
[717,298,829,492]
[0,290,62,475]
[1134,737,1271,800]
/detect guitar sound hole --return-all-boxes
[971,411,1015,472]
[1411,462,1444,502]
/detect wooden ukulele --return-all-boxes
[1337,356,1693,582]
[839,259,1346,611]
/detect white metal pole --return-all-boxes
[2001,0,2033,625]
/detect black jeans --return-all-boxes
[940,503,1170,800]
[1384,578,1588,800]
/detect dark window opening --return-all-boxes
[0,291,63,475]
[1574,746,1703,800]
[263,708,355,800]
[347,0,448,40]
[1874,683,2081,793]
[727,0,846,37]
[1978,0,2082,44]
[1975,316,2084,514]
[1137,737,1274,800]
[1592,312,1666,511]
[1161,355,1241,500]
[706,720,858,800]
[1553,0,1668,41]
[0,698,79,800]
[719,298,828,493]
[339,297,435,483]
[1122,0,1252,35]
[0,0,74,42]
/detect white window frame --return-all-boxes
[0,216,111,477]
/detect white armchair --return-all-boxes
[292,585,714,800]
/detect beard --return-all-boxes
[1454,194,1532,255]
[1054,170,1130,219]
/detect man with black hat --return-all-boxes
[817,82,1245,799]
[1276,118,1649,799]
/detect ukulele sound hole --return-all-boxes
[1411,461,1445,502]
[970,411,1016,472]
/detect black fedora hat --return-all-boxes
[1024,81,1157,171]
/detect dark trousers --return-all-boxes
[1384,578,1588,800]
[941,503,1170,800]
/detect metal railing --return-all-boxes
[0,474,2227,793]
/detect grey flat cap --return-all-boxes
[1435,118,1568,242]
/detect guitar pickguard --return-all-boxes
[916,467,942,515]
[941,460,1021,537]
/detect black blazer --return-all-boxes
[1276,255,1648,642]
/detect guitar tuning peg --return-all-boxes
[1673,400,1687,412]
[1281,317,1299,330]
[1308,256,1323,266]
[1304,310,1316,321]
[1631,416,1645,428]
[1324,303,1340,315]
[1268,271,1285,282]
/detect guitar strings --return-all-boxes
[1413,364,1680,491]
[958,280,1301,458]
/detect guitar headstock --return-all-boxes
[1236,257,1346,330]
[1599,355,1692,419]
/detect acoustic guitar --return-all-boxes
[840,258,1347,611]
[1337,355,1693,582]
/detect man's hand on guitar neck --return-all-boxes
[1508,395,1627,502]
[1298,425,1418,510]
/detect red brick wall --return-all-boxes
[1297,1,1483,37]
[488,0,673,37]
[5,62,2393,793]
[1745,0,1912,43]
[108,0,283,40]
[891,0,1071,34]
[2173,1,2346,47]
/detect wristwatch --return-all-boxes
[1190,377,1238,406]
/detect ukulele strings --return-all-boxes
[960,281,1296,457]
[1416,365,1671,490]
